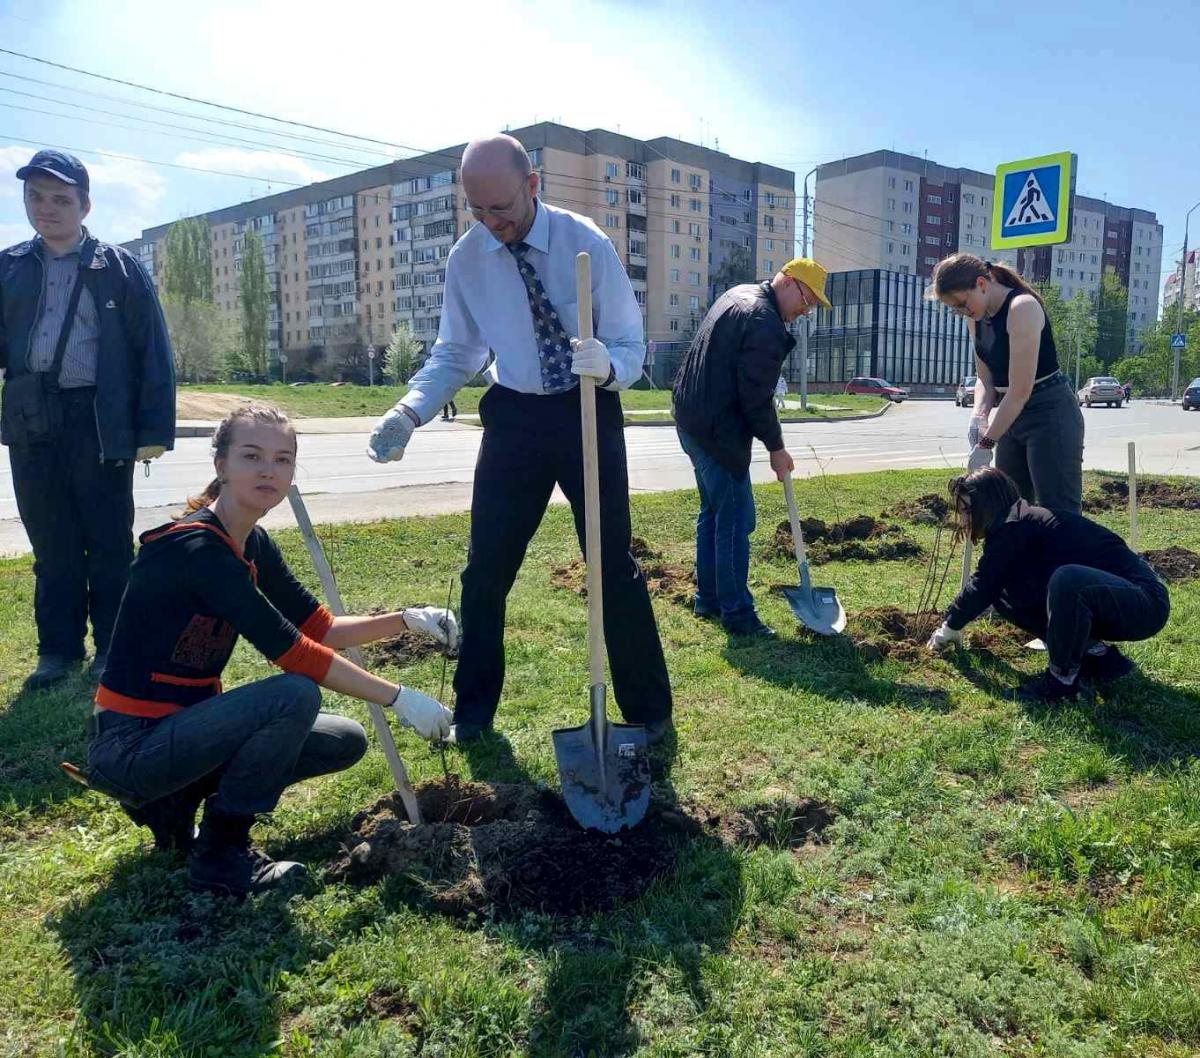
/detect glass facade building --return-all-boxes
[788,269,973,390]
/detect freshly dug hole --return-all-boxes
[849,606,1028,662]
[765,518,922,564]
[331,778,833,918]
[361,629,444,667]
[1143,546,1200,583]
[886,493,952,525]
[1083,477,1200,512]
[550,536,694,603]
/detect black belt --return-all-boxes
[1029,370,1064,394]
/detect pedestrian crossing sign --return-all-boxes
[991,151,1076,249]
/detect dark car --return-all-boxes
[955,375,977,407]
[1184,378,1200,411]
[845,376,908,402]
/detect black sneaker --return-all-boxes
[24,655,82,691]
[724,619,776,639]
[1017,669,1085,704]
[1081,644,1135,683]
[188,813,306,898]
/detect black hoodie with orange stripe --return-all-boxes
[96,507,336,718]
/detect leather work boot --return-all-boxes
[24,655,82,691]
[188,810,307,899]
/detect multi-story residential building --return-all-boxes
[123,122,794,384]
[813,150,1163,345]
[1163,250,1197,314]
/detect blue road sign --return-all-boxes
[1172,333,1187,350]
[992,152,1076,249]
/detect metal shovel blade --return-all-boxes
[552,685,650,833]
[782,560,847,636]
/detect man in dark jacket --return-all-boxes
[673,257,830,636]
[1,150,175,688]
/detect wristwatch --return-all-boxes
[976,436,996,450]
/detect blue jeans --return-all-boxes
[87,673,368,816]
[677,429,757,627]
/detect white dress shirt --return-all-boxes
[401,200,646,424]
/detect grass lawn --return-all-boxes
[1,469,1198,1057]
[179,383,887,421]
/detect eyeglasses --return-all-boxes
[463,192,525,220]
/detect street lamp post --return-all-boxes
[798,165,819,412]
[1173,200,1200,401]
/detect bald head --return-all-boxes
[461,134,532,179]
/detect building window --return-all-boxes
[689,247,700,261]
[765,260,774,272]
[670,194,681,208]
[672,219,681,233]
[688,223,702,237]
[670,268,681,282]
[605,213,620,228]
[887,198,896,211]
[606,162,618,178]
[926,215,941,225]
[669,318,680,332]
[688,271,701,285]
[671,168,681,184]
[689,295,700,311]
[669,293,680,306]
[671,244,681,259]
[888,175,896,188]
[901,223,913,235]
[606,189,619,206]
[927,194,942,204]
[689,174,701,190]
[904,179,914,192]
[626,161,645,180]
[628,189,644,206]
[903,202,913,214]
[690,198,702,212]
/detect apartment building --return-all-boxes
[814,150,1163,342]
[124,122,795,382]
[1163,250,1197,314]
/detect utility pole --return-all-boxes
[798,165,818,411]
[1173,201,1200,401]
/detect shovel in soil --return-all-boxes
[780,470,846,635]
[552,252,651,834]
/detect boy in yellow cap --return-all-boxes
[672,257,831,637]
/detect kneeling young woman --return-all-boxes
[89,403,457,897]
[927,467,1170,701]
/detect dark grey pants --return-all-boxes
[87,674,368,816]
[995,377,1085,514]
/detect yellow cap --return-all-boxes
[780,257,832,309]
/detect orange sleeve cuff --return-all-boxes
[274,635,335,682]
[298,604,335,642]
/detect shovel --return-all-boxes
[780,470,846,635]
[552,251,651,834]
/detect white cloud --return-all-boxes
[175,148,332,189]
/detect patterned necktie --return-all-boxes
[507,241,576,394]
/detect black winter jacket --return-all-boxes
[672,281,794,473]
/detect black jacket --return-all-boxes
[672,282,794,473]
[0,232,175,459]
[946,499,1162,630]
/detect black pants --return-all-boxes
[996,377,1086,514]
[994,561,1170,675]
[442,401,457,418]
[8,388,135,658]
[453,384,672,726]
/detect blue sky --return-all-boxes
[1,0,1195,308]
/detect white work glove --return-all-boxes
[402,605,459,652]
[367,406,417,463]
[136,445,166,462]
[967,412,988,448]
[391,685,452,741]
[927,622,964,652]
[570,337,612,382]
[967,445,994,471]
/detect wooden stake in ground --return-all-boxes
[1128,441,1139,551]
[286,484,422,824]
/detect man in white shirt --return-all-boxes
[367,135,673,745]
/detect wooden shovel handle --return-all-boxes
[576,252,606,688]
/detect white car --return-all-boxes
[1077,376,1124,408]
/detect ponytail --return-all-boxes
[926,252,1044,307]
[177,401,294,518]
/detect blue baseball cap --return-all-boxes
[16,149,90,193]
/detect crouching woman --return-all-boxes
[927,467,1170,702]
[88,402,457,898]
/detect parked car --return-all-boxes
[955,375,977,407]
[1077,376,1125,408]
[1184,378,1200,411]
[845,376,908,402]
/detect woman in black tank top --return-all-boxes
[928,253,1085,513]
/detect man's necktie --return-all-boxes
[507,241,576,394]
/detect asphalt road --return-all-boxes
[1,399,1196,556]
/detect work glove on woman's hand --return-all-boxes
[402,606,459,652]
[927,622,964,652]
[391,685,452,741]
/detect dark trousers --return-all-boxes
[994,561,1170,675]
[453,384,672,726]
[8,388,136,658]
[88,673,368,816]
[442,402,457,418]
[996,377,1086,514]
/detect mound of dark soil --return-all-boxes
[886,493,952,525]
[765,518,922,564]
[1143,546,1200,583]
[551,536,694,603]
[1083,477,1200,513]
[849,606,1028,662]
[361,630,444,667]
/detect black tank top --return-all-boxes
[974,288,1059,388]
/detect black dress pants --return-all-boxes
[452,384,672,726]
[8,388,135,658]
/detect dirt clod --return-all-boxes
[1082,477,1200,513]
[1143,546,1200,583]
[847,606,1028,662]
[765,519,922,565]
[332,779,833,918]
[550,536,694,603]
[886,493,952,525]
[361,630,443,667]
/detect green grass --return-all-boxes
[179,383,887,421]
[2,469,1198,1056]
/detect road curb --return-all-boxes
[622,401,893,427]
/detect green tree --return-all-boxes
[1093,271,1129,367]
[161,216,222,381]
[162,216,212,304]
[710,245,754,297]
[385,320,423,384]
[161,296,231,382]
[238,229,271,379]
